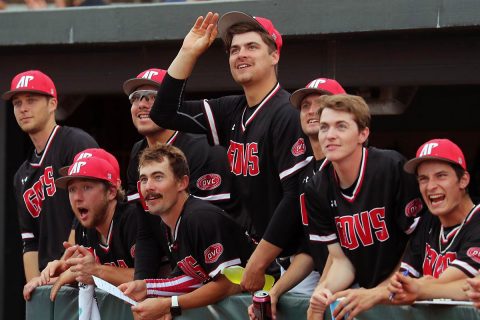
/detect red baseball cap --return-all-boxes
[2,70,57,101]
[404,139,466,174]
[218,11,283,55]
[56,156,120,189]
[59,149,121,187]
[122,68,167,95]
[290,78,346,109]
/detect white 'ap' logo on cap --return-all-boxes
[419,143,439,157]
[16,76,34,88]
[308,79,327,89]
[142,70,158,80]
[69,161,87,175]
[76,152,93,160]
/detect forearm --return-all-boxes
[321,256,355,293]
[177,275,241,310]
[271,253,314,297]
[247,240,282,274]
[168,48,200,80]
[418,278,469,300]
[23,251,40,281]
[95,265,134,286]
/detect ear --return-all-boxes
[270,49,280,66]
[48,97,58,113]
[177,175,189,192]
[358,127,370,145]
[107,185,117,201]
[459,171,470,190]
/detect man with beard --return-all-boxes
[35,149,137,300]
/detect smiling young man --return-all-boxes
[2,70,98,292]
[118,144,253,319]
[123,68,233,281]
[387,139,480,304]
[149,11,308,292]
[304,94,423,320]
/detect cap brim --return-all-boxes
[58,166,69,176]
[218,11,262,44]
[403,156,460,174]
[55,175,108,189]
[290,88,333,109]
[2,89,55,101]
[122,79,161,96]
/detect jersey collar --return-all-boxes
[240,83,281,132]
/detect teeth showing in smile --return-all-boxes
[429,194,445,204]
[138,114,150,119]
[308,119,319,124]
[238,64,249,69]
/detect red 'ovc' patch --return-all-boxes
[467,247,480,264]
[291,138,306,157]
[130,244,136,258]
[405,198,423,217]
[204,243,224,264]
[196,174,221,191]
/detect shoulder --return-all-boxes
[368,147,406,164]
[182,197,225,223]
[115,202,140,224]
[130,139,147,158]
[57,126,98,149]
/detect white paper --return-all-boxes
[414,299,473,306]
[92,276,138,306]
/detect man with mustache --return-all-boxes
[119,144,253,320]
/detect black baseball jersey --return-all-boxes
[13,125,98,271]
[296,156,330,273]
[145,197,254,296]
[127,133,235,280]
[150,74,309,252]
[401,204,480,278]
[75,201,137,268]
[306,147,424,288]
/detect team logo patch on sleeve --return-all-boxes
[291,138,306,157]
[204,243,224,264]
[467,247,480,264]
[196,174,221,191]
[405,198,423,217]
[130,244,136,258]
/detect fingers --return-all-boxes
[247,304,256,320]
[50,280,63,301]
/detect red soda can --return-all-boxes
[253,290,272,320]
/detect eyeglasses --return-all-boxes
[129,90,157,104]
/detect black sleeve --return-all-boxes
[14,171,38,254]
[263,172,304,255]
[134,203,169,280]
[120,203,139,262]
[126,141,142,196]
[400,214,430,278]
[149,74,209,134]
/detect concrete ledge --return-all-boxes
[1,0,480,46]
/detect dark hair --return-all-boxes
[100,181,125,202]
[138,143,190,182]
[224,22,277,55]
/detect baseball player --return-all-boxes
[149,11,309,292]
[388,139,480,303]
[2,70,98,287]
[123,67,234,280]
[119,144,253,319]
[34,149,137,301]
[248,78,346,320]
[305,94,424,320]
